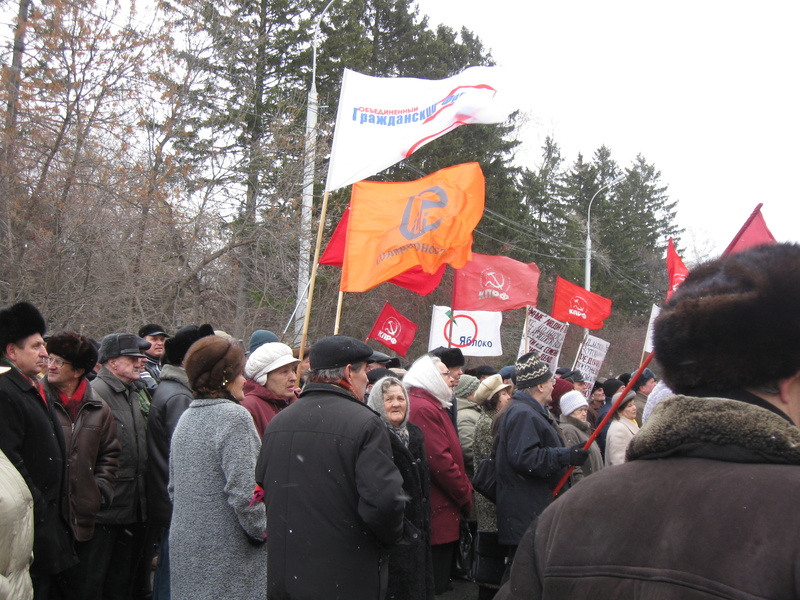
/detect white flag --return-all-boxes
[643,304,661,354]
[428,305,502,357]
[326,66,511,192]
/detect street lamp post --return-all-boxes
[294,0,337,341]
[584,175,624,292]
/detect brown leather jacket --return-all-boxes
[46,379,120,542]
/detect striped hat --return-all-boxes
[514,352,553,390]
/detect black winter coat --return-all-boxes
[0,367,76,576]
[385,423,435,600]
[146,364,193,527]
[495,391,569,546]
[256,382,404,600]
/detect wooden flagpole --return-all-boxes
[297,189,332,379]
[334,290,345,334]
[572,329,589,370]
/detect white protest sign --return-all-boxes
[573,335,611,397]
[521,307,569,373]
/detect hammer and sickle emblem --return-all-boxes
[384,318,400,336]
[484,270,505,290]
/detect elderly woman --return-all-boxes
[405,355,473,596]
[605,389,640,466]
[169,336,266,600]
[367,376,434,600]
[558,390,604,483]
[471,374,512,599]
[242,342,300,438]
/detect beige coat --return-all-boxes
[0,449,33,600]
[604,416,639,466]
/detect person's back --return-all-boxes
[497,243,800,600]
[500,394,800,599]
[256,336,404,600]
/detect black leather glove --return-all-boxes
[565,444,591,466]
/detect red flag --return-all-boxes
[341,163,484,293]
[319,204,445,296]
[452,253,540,311]
[367,302,418,356]
[551,277,612,330]
[666,237,689,300]
[723,203,776,256]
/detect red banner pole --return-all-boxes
[552,352,655,498]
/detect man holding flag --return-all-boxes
[498,243,800,600]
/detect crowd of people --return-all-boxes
[2,242,800,600]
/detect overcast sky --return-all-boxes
[415,0,800,261]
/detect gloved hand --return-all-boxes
[565,444,590,466]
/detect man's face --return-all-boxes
[107,355,144,384]
[6,333,48,378]
[640,377,657,396]
[590,387,605,405]
[348,362,369,402]
[47,353,82,389]
[536,377,556,406]
[447,365,462,388]
[144,334,166,360]
[573,380,589,394]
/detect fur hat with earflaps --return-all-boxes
[654,243,800,394]
[0,302,46,349]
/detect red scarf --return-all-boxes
[58,378,88,422]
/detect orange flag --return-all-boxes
[341,163,485,293]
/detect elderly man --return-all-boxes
[91,333,152,600]
[498,243,800,600]
[0,302,76,598]
[256,336,404,600]
[495,352,589,584]
[45,331,120,598]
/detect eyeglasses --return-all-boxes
[46,356,71,368]
[439,370,454,379]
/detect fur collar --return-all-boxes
[627,395,800,465]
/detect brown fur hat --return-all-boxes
[46,331,98,375]
[654,243,800,394]
[184,335,245,398]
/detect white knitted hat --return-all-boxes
[560,390,589,417]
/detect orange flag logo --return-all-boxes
[341,163,485,293]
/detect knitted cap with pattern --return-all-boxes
[514,352,553,390]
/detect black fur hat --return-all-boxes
[429,346,465,368]
[0,301,46,349]
[46,331,98,374]
[164,324,215,366]
[654,243,800,394]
